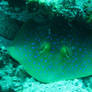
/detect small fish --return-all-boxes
[7,20,92,83]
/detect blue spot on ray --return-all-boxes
[29,60,31,62]
[32,47,35,49]
[19,48,22,50]
[31,42,35,45]
[79,48,82,51]
[34,55,37,58]
[29,54,31,56]
[29,50,32,52]
[33,61,36,64]
[44,59,47,63]
[25,54,27,57]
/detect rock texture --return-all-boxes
[0,11,22,40]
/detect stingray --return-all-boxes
[6,20,92,83]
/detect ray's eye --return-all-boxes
[60,45,72,59]
[39,42,51,54]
